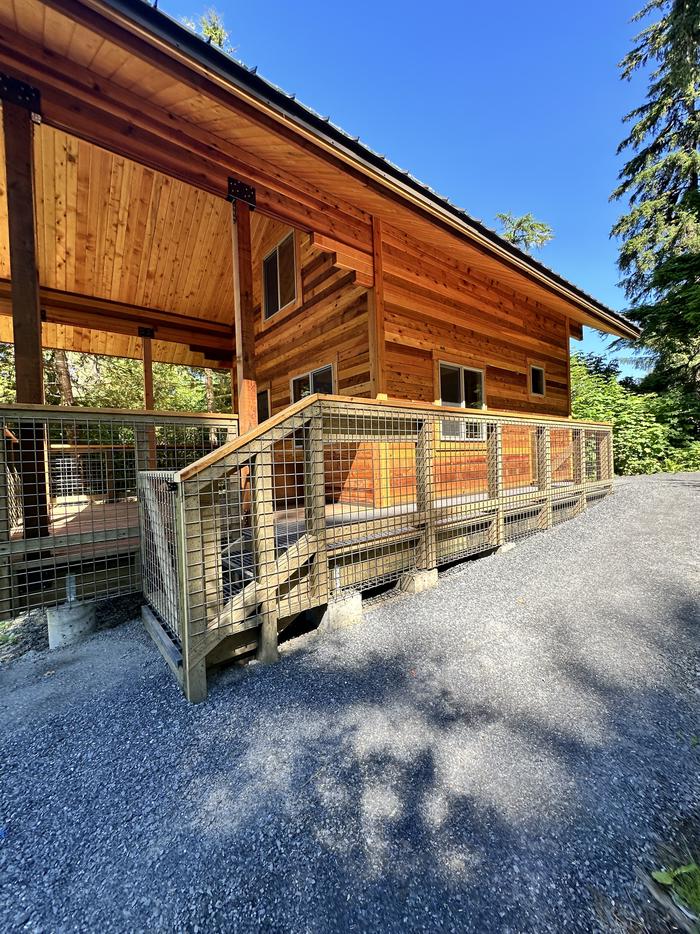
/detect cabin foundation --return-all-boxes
[318,591,363,633]
[399,568,439,594]
[47,598,96,650]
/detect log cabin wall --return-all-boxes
[380,223,571,416]
[251,214,372,413]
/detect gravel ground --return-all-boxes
[0,594,144,664]
[1,473,699,933]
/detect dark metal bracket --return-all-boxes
[227,177,256,210]
[138,326,155,338]
[0,72,40,114]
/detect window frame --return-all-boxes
[261,231,301,324]
[289,362,336,404]
[528,362,546,399]
[437,360,487,442]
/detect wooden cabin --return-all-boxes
[0,0,639,692]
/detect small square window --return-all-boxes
[463,369,483,408]
[439,364,462,407]
[530,365,545,396]
[311,365,333,395]
[256,389,270,423]
[263,233,296,320]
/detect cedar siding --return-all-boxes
[251,215,371,414]
[381,223,571,416]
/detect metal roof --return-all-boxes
[101,0,639,338]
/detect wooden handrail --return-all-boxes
[174,391,612,483]
[316,393,613,427]
[0,402,238,421]
[175,393,320,481]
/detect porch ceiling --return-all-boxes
[0,119,236,365]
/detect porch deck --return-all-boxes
[137,394,615,700]
[0,405,238,616]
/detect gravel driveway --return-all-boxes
[1,474,699,933]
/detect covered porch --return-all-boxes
[0,89,257,619]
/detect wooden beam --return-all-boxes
[368,217,387,396]
[2,100,42,403]
[231,200,257,434]
[0,279,234,358]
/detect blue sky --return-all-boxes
[166,0,646,374]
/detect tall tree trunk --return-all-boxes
[54,349,74,406]
[204,368,217,448]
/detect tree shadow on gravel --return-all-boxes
[170,586,700,931]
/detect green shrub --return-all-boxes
[570,355,699,475]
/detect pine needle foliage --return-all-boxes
[612,0,700,303]
[495,212,553,252]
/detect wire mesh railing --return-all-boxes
[0,405,238,620]
[140,395,613,700]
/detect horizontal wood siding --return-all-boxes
[380,223,571,416]
[252,216,371,413]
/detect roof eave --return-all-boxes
[92,0,640,340]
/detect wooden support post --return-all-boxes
[183,658,207,703]
[3,88,50,540]
[304,411,328,602]
[487,423,504,546]
[3,97,42,404]
[368,216,387,397]
[565,318,573,417]
[536,426,552,529]
[142,335,154,409]
[134,426,149,474]
[141,334,157,469]
[253,446,279,663]
[230,196,257,436]
[415,418,437,570]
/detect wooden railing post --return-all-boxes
[304,411,328,602]
[134,425,150,474]
[415,418,437,570]
[176,486,207,703]
[572,428,587,515]
[536,426,552,529]
[0,435,13,618]
[487,422,504,547]
[600,428,614,481]
[254,446,279,663]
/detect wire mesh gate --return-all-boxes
[0,405,238,620]
[138,395,614,701]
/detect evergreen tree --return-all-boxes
[182,9,234,53]
[612,0,700,303]
[495,212,553,252]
